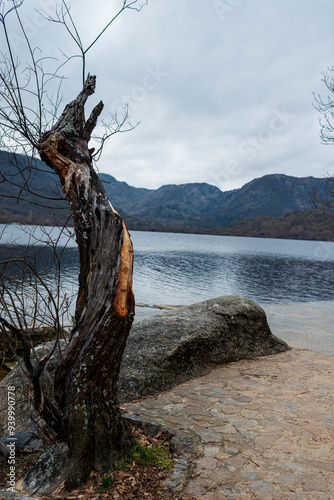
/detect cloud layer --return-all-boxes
[3,0,334,190]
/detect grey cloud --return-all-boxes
[2,0,334,190]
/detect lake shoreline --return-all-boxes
[1,217,334,242]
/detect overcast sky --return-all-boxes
[4,0,334,191]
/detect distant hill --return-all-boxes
[101,171,328,234]
[0,150,68,225]
[211,174,325,227]
[219,210,334,241]
[0,150,332,240]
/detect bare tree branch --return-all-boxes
[313,67,334,144]
[313,67,334,210]
[40,0,147,85]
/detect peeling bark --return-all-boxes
[38,75,135,486]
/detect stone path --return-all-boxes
[124,301,334,499]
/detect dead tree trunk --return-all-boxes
[38,75,135,487]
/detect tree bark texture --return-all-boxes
[38,75,135,486]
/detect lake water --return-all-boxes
[1,226,334,315]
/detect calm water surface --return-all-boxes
[1,226,334,309]
[131,231,334,306]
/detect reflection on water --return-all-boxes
[0,244,79,300]
[1,227,334,311]
[130,231,334,305]
[133,248,334,306]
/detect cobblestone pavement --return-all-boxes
[124,302,334,499]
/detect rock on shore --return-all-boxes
[0,295,289,438]
[118,295,289,401]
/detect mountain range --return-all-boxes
[100,172,326,232]
[0,150,332,240]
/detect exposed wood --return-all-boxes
[109,202,134,317]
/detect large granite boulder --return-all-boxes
[23,443,70,495]
[0,492,42,500]
[0,342,68,439]
[0,295,289,438]
[118,295,289,401]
